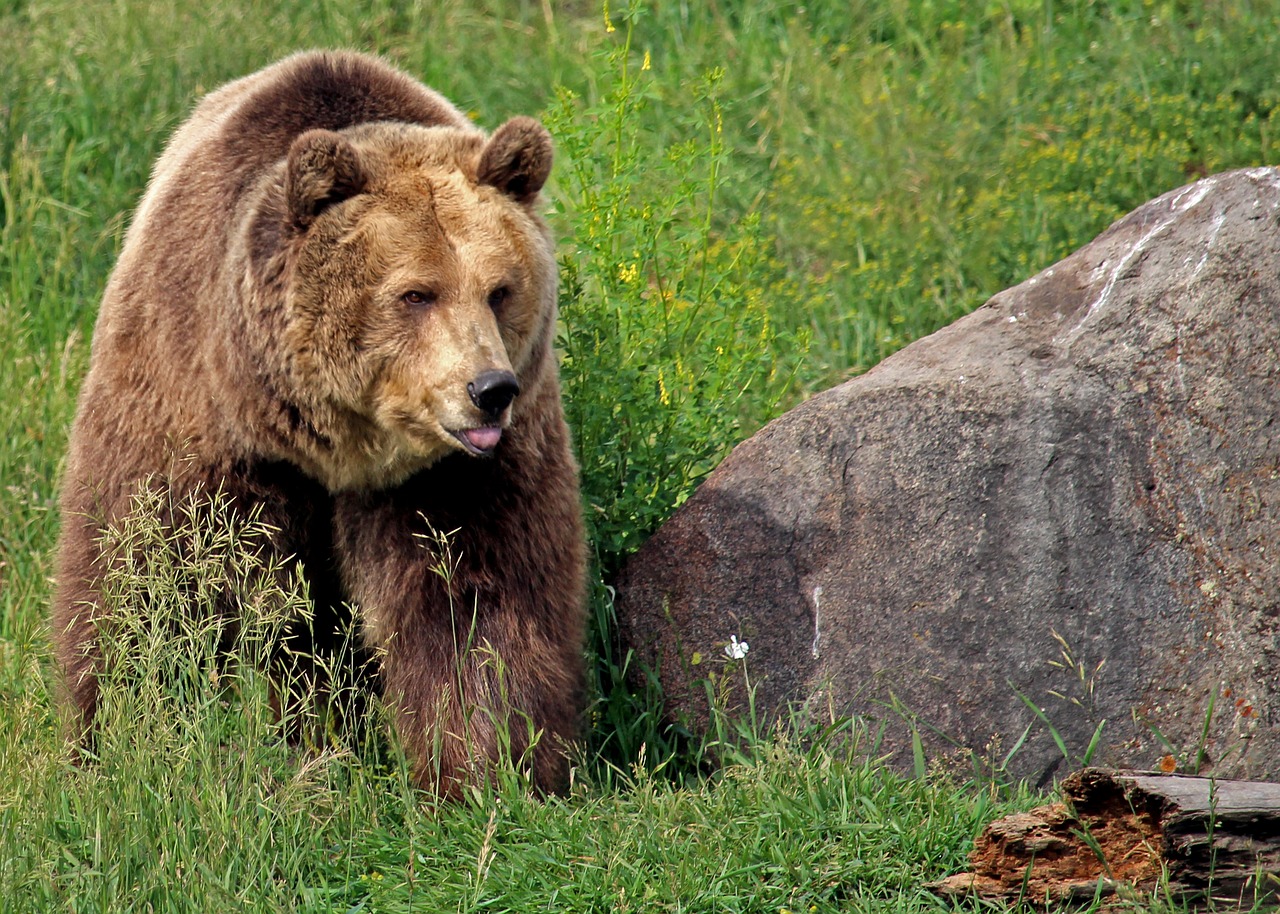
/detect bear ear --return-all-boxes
[286,129,367,230]
[477,116,553,203]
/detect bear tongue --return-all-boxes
[463,426,503,452]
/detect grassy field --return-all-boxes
[3,0,1279,910]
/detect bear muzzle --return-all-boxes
[467,369,520,418]
[451,369,520,456]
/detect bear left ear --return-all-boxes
[286,129,367,230]
[477,116,553,203]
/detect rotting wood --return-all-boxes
[931,768,1280,908]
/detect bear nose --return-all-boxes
[467,369,520,416]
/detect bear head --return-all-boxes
[266,117,557,491]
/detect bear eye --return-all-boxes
[486,286,511,310]
[402,289,438,308]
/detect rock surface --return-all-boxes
[614,168,1280,785]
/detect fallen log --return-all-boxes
[932,768,1280,908]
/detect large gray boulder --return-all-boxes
[615,168,1280,786]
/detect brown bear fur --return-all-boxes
[53,50,586,798]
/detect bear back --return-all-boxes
[148,51,470,215]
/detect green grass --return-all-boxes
[4,0,1279,911]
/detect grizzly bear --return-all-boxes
[53,50,586,798]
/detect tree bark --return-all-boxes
[932,768,1280,908]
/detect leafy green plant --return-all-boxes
[548,1,804,574]
[546,2,807,777]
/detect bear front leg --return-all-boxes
[335,433,587,799]
[370,605,583,799]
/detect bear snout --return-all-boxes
[467,369,520,417]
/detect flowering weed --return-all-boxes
[548,2,803,573]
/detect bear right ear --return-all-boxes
[286,129,367,230]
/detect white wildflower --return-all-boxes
[725,635,749,660]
